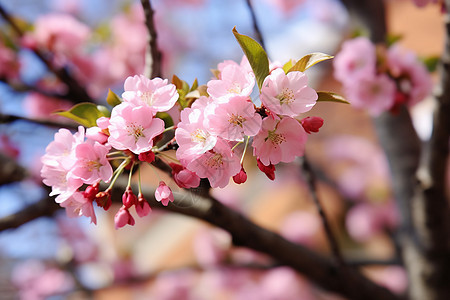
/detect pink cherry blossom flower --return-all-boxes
[32,13,90,56]
[217,55,252,75]
[155,181,174,206]
[70,141,112,184]
[186,139,241,188]
[41,126,84,167]
[252,116,308,165]
[169,163,201,188]
[86,126,108,144]
[41,163,83,203]
[387,44,433,107]
[208,96,262,141]
[175,107,217,163]
[345,74,396,116]
[333,37,377,85]
[60,192,97,224]
[114,206,135,229]
[122,75,178,113]
[108,102,165,154]
[260,68,317,117]
[207,64,255,101]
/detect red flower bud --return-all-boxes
[257,159,276,181]
[138,151,155,164]
[233,165,247,184]
[301,116,324,134]
[122,186,137,209]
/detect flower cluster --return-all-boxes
[42,54,325,228]
[333,37,432,116]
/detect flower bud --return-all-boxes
[136,193,152,217]
[232,165,247,184]
[169,163,200,188]
[138,151,155,164]
[95,189,112,210]
[301,116,324,134]
[122,186,137,209]
[257,159,276,181]
[155,181,174,206]
[114,206,135,229]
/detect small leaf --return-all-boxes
[189,78,199,92]
[96,105,111,118]
[106,89,122,107]
[316,91,349,104]
[172,75,184,90]
[386,34,403,47]
[282,59,295,73]
[288,53,333,73]
[55,103,109,127]
[422,56,440,73]
[155,112,174,128]
[232,27,270,90]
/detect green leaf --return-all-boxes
[288,53,333,73]
[282,60,295,73]
[155,112,174,128]
[189,78,199,92]
[106,89,122,107]
[96,105,111,118]
[386,34,403,47]
[422,56,440,72]
[55,102,109,127]
[232,27,269,90]
[316,92,349,104]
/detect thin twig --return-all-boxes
[0,4,93,103]
[301,156,345,267]
[0,113,79,129]
[244,0,265,49]
[140,0,163,78]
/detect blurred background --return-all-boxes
[0,0,443,299]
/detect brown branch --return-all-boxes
[301,157,345,267]
[0,152,27,185]
[140,0,163,78]
[0,4,93,103]
[0,113,79,129]
[244,0,266,50]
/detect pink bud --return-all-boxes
[86,126,108,144]
[301,116,324,134]
[114,207,135,229]
[83,182,99,201]
[95,190,112,210]
[122,187,137,209]
[257,159,276,180]
[155,181,174,206]
[136,194,152,217]
[138,151,155,164]
[96,117,110,129]
[170,163,200,188]
[232,165,247,184]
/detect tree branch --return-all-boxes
[140,0,163,78]
[0,4,93,103]
[244,0,265,49]
[0,113,79,129]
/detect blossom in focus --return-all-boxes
[253,116,307,165]
[60,192,97,224]
[170,163,201,188]
[208,96,262,141]
[122,75,178,113]
[186,139,241,188]
[261,68,317,117]
[207,64,255,101]
[70,141,112,184]
[108,102,165,154]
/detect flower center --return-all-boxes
[191,129,208,143]
[227,82,242,94]
[205,152,224,169]
[85,160,102,172]
[276,88,295,104]
[267,129,286,146]
[228,114,246,127]
[140,91,155,106]
[127,123,145,142]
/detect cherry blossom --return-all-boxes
[108,102,165,154]
[208,96,262,141]
[252,116,307,165]
[186,139,241,188]
[175,106,217,163]
[122,75,178,113]
[344,74,396,116]
[114,206,135,229]
[70,141,112,184]
[170,163,201,188]
[260,68,317,117]
[60,192,97,224]
[207,64,255,101]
